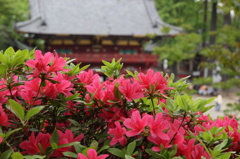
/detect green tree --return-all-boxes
[0,0,29,50]
[154,33,201,75]
[154,0,240,81]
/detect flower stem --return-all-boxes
[150,96,156,116]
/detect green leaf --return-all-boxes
[25,106,45,121]
[50,129,59,148]
[145,149,163,158]
[68,119,81,127]
[23,155,46,159]
[114,83,122,99]
[51,143,58,150]
[10,55,25,68]
[176,95,188,110]
[4,47,15,57]
[108,148,124,158]
[74,144,87,153]
[79,64,90,72]
[102,60,111,67]
[0,65,7,78]
[0,53,8,64]
[65,93,80,101]
[11,152,23,159]
[8,99,25,123]
[0,149,13,159]
[126,140,136,155]
[97,145,110,153]
[63,151,78,158]
[46,78,60,84]
[67,63,80,76]
[215,153,232,159]
[125,154,135,159]
[213,139,228,152]
[5,128,22,140]
[58,141,80,148]
[90,140,98,150]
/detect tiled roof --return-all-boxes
[15,0,182,36]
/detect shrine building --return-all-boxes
[15,0,182,72]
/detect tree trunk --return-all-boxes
[224,13,231,25]
[209,1,217,45]
[202,0,208,47]
[172,62,178,80]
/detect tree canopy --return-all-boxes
[154,0,240,86]
[0,0,28,49]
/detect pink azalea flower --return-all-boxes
[119,79,144,101]
[22,78,42,93]
[191,144,211,159]
[20,132,51,155]
[147,135,172,152]
[137,69,172,94]
[0,80,9,104]
[178,139,211,159]
[85,79,103,100]
[0,105,9,126]
[26,50,53,76]
[98,107,122,123]
[0,136,2,143]
[123,110,151,137]
[108,121,127,146]
[76,70,100,85]
[148,112,169,140]
[26,50,67,76]
[51,129,84,157]
[44,73,73,99]
[168,119,185,145]
[100,84,116,104]
[77,149,109,159]
[47,52,66,73]
[19,90,41,105]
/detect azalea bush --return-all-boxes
[0,47,240,159]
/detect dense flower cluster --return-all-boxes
[0,48,239,159]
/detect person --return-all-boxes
[198,85,207,96]
[215,93,222,112]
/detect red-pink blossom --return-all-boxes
[138,69,172,94]
[108,121,127,146]
[178,139,211,159]
[123,110,151,137]
[77,149,109,159]
[98,107,122,123]
[51,129,84,157]
[0,105,9,126]
[20,132,51,155]
[147,135,172,151]
[118,79,144,101]
[47,52,66,73]
[148,112,169,140]
[22,78,42,93]
[100,84,116,104]
[76,70,100,85]
[86,80,116,105]
[26,50,53,76]
[19,90,41,105]
[168,119,185,145]
[0,80,9,103]
[85,79,103,100]
[44,73,73,99]
[26,50,66,76]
